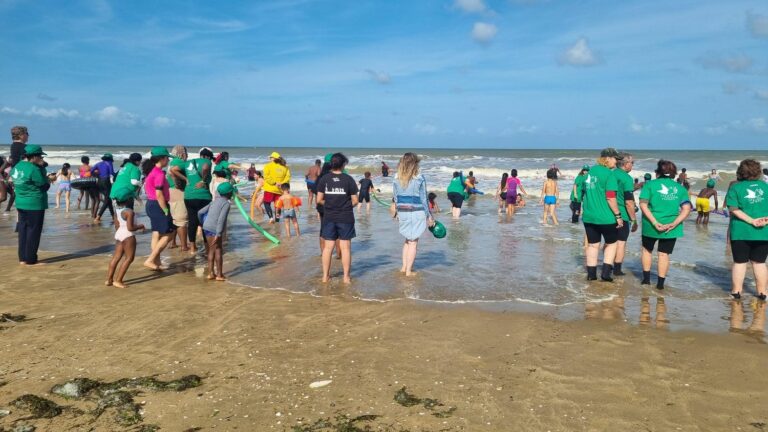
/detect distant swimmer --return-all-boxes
[428,192,441,213]
[547,163,562,180]
[465,171,483,195]
[695,180,719,225]
[539,169,559,225]
[381,161,390,177]
[676,167,690,190]
[306,159,321,207]
[709,169,721,183]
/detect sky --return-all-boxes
[0,0,767,149]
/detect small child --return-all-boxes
[540,170,559,225]
[106,188,146,289]
[276,183,302,236]
[55,163,73,212]
[210,169,228,198]
[517,194,527,208]
[199,182,232,281]
[428,192,441,213]
[358,172,374,213]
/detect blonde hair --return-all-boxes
[596,156,611,167]
[397,152,421,187]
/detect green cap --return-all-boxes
[429,220,447,239]
[150,146,170,157]
[112,186,135,202]
[24,144,46,156]
[644,173,652,180]
[600,147,620,158]
[217,182,234,195]
[102,153,113,160]
[324,153,333,163]
[582,164,590,170]
[707,179,716,188]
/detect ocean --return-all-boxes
[2,145,767,341]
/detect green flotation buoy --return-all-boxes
[429,220,447,239]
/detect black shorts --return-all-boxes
[584,222,618,245]
[146,200,175,234]
[616,220,631,242]
[447,192,464,209]
[320,220,356,241]
[730,240,768,264]
[642,235,677,254]
[307,181,318,194]
[570,201,582,212]
[358,192,370,203]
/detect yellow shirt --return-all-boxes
[262,161,291,194]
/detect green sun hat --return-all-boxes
[24,144,46,156]
[150,146,170,157]
[217,182,234,195]
[644,173,652,181]
[102,153,113,160]
[112,186,136,202]
[429,220,447,239]
[707,179,716,188]
[582,164,589,170]
[324,153,333,163]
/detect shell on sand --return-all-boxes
[309,380,332,389]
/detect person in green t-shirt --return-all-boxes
[639,160,692,290]
[581,148,624,282]
[184,147,214,252]
[168,145,190,251]
[613,152,639,277]
[110,153,142,208]
[725,159,768,301]
[446,171,469,219]
[10,144,50,265]
[213,151,243,180]
[570,164,589,223]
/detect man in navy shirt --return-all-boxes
[92,153,115,222]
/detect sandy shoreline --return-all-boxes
[1,246,767,431]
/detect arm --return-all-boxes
[419,177,433,221]
[518,181,527,196]
[317,192,325,205]
[640,200,666,231]
[664,203,692,232]
[169,165,188,184]
[540,181,546,204]
[197,203,212,220]
[730,209,767,227]
[124,210,146,232]
[714,191,719,211]
[156,187,170,215]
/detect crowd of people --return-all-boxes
[2,125,767,300]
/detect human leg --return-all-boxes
[23,210,45,265]
[404,239,418,276]
[65,190,71,212]
[215,238,225,280]
[339,239,352,283]
[114,236,136,288]
[106,240,125,285]
[321,238,335,282]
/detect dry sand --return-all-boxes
[1,246,767,431]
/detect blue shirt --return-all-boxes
[91,160,115,179]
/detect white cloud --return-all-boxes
[559,38,599,67]
[454,0,487,13]
[696,53,753,73]
[628,118,651,133]
[722,81,748,95]
[413,123,438,135]
[364,69,391,85]
[755,90,768,101]
[184,17,248,32]
[471,22,498,44]
[153,116,176,128]
[705,118,768,135]
[1,106,20,114]
[665,122,689,133]
[93,106,138,126]
[27,106,80,119]
[748,117,767,132]
[747,11,768,38]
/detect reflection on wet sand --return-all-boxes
[728,299,767,343]
[639,296,669,329]
[585,296,626,321]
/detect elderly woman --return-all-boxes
[581,147,623,282]
[393,152,434,276]
[11,144,50,265]
[726,159,768,300]
[639,160,692,290]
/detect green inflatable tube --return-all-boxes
[233,195,281,244]
[371,192,391,207]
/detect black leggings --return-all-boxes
[97,178,114,219]
[185,198,211,243]
[263,202,274,219]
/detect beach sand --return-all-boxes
[1,246,767,431]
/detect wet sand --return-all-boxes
[1,247,768,431]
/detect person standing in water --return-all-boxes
[54,163,73,212]
[695,180,718,225]
[357,171,374,214]
[111,153,142,209]
[317,153,358,284]
[167,145,189,251]
[505,169,527,216]
[496,172,508,215]
[393,152,434,277]
[539,170,559,225]
[612,152,639,276]
[581,148,623,282]
[570,165,589,223]
[639,160,692,289]
[306,159,321,207]
[10,144,50,265]
[262,151,291,223]
[726,159,768,301]
[184,147,213,253]
[446,171,467,218]
[92,153,116,223]
[381,161,390,177]
[6,126,30,211]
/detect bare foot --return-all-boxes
[216,276,227,282]
[399,268,406,273]
[322,276,330,283]
[169,244,179,249]
[19,261,26,265]
[94,217,101,223]
[23,262,46,266]
[405,272,418,277]
[181,247,190,252]
[113,282,127,289]
[343,277,352,284]
[105,280,113,286]
[143,261,160,271]
[207,274,215,280]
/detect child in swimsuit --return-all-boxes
[77,156,92,210]
[540,170,559,225]
[106,188,145,289]
[695,179,718,225]
[55,163,73,212]
[276,183,302,236]
[428,192,441,213]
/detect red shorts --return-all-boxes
[263,191,281,203]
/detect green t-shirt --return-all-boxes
[613,168,635,222]
[111,163,141,198]
[570,173,586,202]
[447,177,468,198]
[184,158,212,200]
[581,165,618,225]
[639,177,690,239]
[167,157,187,190]
[10,160,49,210]
[214,160,231,179]
[726,180,768,241]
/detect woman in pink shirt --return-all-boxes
[142,147,174,271]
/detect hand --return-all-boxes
[428,218,435,227]
[663,223,676,233]
[654,222,665,231]
[631,220,639,233]
[195,181,205,189]
[616,218,624,228]
[752,218,766,228]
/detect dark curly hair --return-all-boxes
[737,159,762,181]
[654,160,677,179]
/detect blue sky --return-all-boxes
[1,0,767,149]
